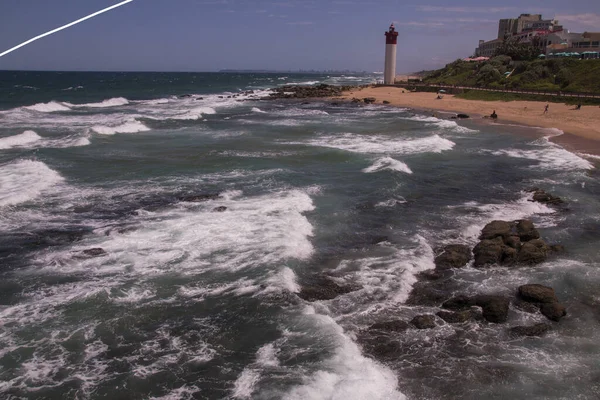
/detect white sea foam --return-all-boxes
[37,189,315,276]
[25,101,71,112]
[172,106,217,120]
[363,157,413,174]
[285,306,405,400]
[0,130,42,149]
[72,97,129,108]
[0,160,64,206]
[298,133,455,155]
[91,120,150,135]
[251,107,266,113]
[454,193,557,242]
[407,115,478,133]
[490,139,593,171]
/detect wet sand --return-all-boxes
[337,86,600,156]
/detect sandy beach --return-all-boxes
[338,86,600,156]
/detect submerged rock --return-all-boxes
[411,315,436,329]
[212,206,227,212]
[434,244,472,270]
[442,295,477,311]
[436,310,472,323]
[297,277,360,301]
[509,323,551,337]
[475,295,510,323]
[81,248,107,257]
[178,193,220,202]
[540,302,567,321]
[518,284,557,304]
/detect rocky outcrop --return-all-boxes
[411,315,436,329]
[434,244,472,270]
[442,294,509,323]
[268,84,356,100]
[212,206,227,212]
[363,97,376,104]
[540,302,567,321]
[297,277,360,301]
[527,188,564,206]
[509,323,551,337]
[517,284,567,322]
[518,284,557,304]
[473,220,561,267]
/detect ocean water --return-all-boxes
[0,71,599,400]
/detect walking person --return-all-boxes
[544,104,549,114]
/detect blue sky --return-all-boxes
[1,0,599,72]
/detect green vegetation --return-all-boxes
[423,57,600,93]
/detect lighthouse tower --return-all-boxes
[384,24,398,85]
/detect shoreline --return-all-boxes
[335,86,600,157]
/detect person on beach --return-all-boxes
[490,110,498,120]
[544,104,549,114]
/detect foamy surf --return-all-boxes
[284,306,405,400]
[363,157,413,174]
[490,139,594,171]
[0,130,42,149]
[69,97,129,108]
[91,120,150,135]
[299,133,455,155]
[25,101,71,112]
[0,160,64,206]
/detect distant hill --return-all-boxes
[422,57,600,93]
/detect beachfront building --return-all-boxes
[384,23,398,85]
[476,13,599,59]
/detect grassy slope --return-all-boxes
[422,58,600,94]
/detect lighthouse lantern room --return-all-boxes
[384,24,398,85]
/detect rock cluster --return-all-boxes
[527,188,564,206]
[297,276,360,301]
[518,284,567,321]
[268,84,356,99]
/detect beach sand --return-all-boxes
[338,86,600,156]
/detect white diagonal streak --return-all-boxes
[0,0,135,58]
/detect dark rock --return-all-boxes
[297,278,360,301]
[479,220,513,240]
[516,220,540,242]
[540,302,567,321]
[406,283,449,306]
[550,244,565,253]
[527,188,564,206]
[368,320,410,332]
[436,310,472,323]
[212,206,227,212]
[509,323,551,337]
[371,341,403,358]
[179,94,193,98]
[504,235,521,249]
[474,295,510,323]
[267,84,357,100]
[81,248,107,257]
[179,193,220,202]
[473,237,504,267]
[363,97,376,104]
[434,244,472,270]
[196,97,204,100]
[456,113,470,119]
[517,239,550,264]
[513,299,542,314]
[410,315,436,329]
[442,295,477,311]
[502,246,518,264]
[518,284,557,304]
[419,269,452,281]
[383,100,391,104]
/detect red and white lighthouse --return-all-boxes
[384,24,398,85]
